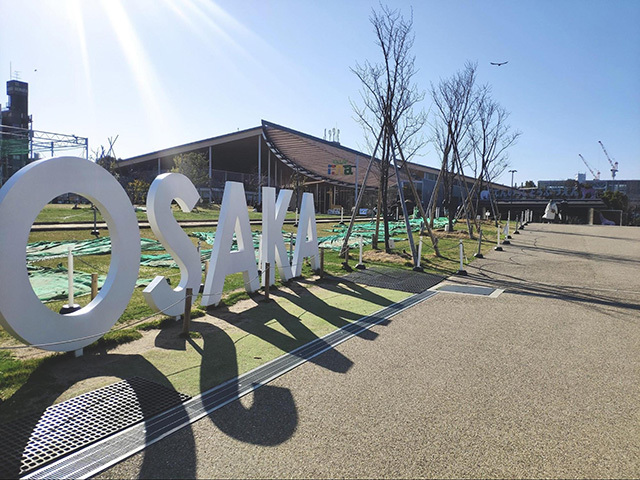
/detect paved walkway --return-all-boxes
[99,224,639,479]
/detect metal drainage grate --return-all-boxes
[25,289,438,480]
[343,265,444,293]
[434,283,502,297]
[0,376,190,478]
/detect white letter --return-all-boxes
[0,157,140,352]
[260,187,293,286]
[143,173,201,317]
[201,182,259,307]
[292,192,320,277]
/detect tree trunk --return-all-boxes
[428,165,444,228]
[453,152,475,239]
[390,126,441,257]
[381,166,391,253]
[372,187,382,249]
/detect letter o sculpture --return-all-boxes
[0,157,141,352]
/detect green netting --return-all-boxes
[27,237,164,262]
[27,218,454,300]
[27,237,163,302]
[317,217,452,251]
[189,231,295,264]
[429,217,453,229]
[189,231,216,246]
[27,265,152,303]
[140,249,215,268]
[190,230,294,249]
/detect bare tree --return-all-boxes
[350,5,440,257]
[467,94,521,222]
[429,62,480,234]
[92,136,120,180]
[351,6,426,159]
[471,95,520,182]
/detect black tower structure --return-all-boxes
[1,80,31,184]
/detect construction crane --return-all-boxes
[578,154,600,180]
[598,140,619,180]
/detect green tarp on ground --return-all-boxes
[317,217,452,251]
[140,249,213,268]
[27,237,164,262]
[27,237,164,302]
[190,230,293,249]
[27,219,453,301]
[27,265,152,303]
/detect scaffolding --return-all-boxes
[0,124,88,185]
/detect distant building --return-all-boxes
[0,80,31,183]
[117,120,510,212]
[538,178,640,207]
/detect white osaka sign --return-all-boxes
[0,156,319,352]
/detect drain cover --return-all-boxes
[343,266,444,293]
[434,284,501,297]
[0,376,190,478]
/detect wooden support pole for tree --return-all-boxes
[342,246,351,270]
[372,187,382,250]
[340,129,384,258]
[91,273,98,300]
[474,228,484,258]
[264,263,270,302]
[181,288,192,337]
[390,127,441,257]
[390,137,419,269]
[428,166,444,228]
[488,182,499,226]
[452,151,477,238]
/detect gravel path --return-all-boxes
[98,224,640,479]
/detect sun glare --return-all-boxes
[100,0,171,136]
[161,0,293,87]
[66,0,93,101]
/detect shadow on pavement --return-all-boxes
[517,242,640,266]
[467,268,640,315]
[0,273,413,476]
[528,226,639,243]
[0,352,196,479]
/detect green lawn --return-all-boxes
[33,202,343,224]
[25,217,509,322]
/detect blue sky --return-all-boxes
[1,0,638,186]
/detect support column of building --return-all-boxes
[355,155,359,206]
[275,152,278,188]
[268,149,271,188]
[208,146,213,202]
[258,136,262,205]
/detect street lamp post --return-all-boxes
[509,169,517,195]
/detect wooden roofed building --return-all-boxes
[116,120,508,213]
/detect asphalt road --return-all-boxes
[98,223,640,479]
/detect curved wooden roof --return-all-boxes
[262,120,384,189]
